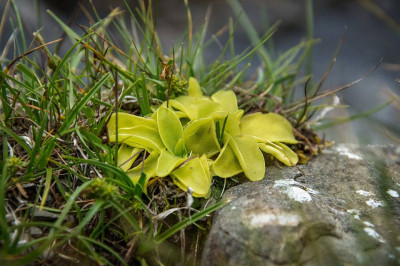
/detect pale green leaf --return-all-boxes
[197,101,222,119]
[212,141,242,178]
[170,96,210,121]
[117,144,142,172]
[171,155,211,197]
[156,149,187,177]
[199,154,212,184]
[240,112,298,144]
[183,117,220,157]
[174,138,187,157]
[157,106,183,154]
[211,90,238,113]
[108,112,157,138]
[259,142,299,166]
[216,110,243,140]
[109,126,164,151]
[127,152,159,190]
[228,135,265,181]
[188,77,203,98]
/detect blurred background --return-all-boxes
[1,0,399,145]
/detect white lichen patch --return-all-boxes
[364,227,385,243]
[387,189,399,198]
[347,209,361,220]
[363,221,375,227]
[356,190,375,197]
[366,199,385,209]
[274,179,319,195]
[274,179,298,187]
[301,185,319,195]
[274,180,315,202]
[335,145,362,160]
[287,187,313,202]
[247,212,300,228]
[331,208,346,216]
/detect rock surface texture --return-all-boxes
[202,144,400,266]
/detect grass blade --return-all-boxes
[58,73,110,135]
[0,123,32,155]
[47,10,81,42]
[39,167,52,211]
[64,157,135,189]
[313,100,393,130]
[0,134,11,250]
[305,0,314,77]
[154,199,229,243]
[226,0,272,74]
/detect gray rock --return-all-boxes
[30,209,74,222]
[202,144,400,266]
[29,226,42,237]
[30,209,60,221]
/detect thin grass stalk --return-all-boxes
[305,0,314,78]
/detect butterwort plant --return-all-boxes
[107,78,298,197]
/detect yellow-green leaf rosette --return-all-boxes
[107,78,298,198]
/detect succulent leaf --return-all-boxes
[109,126,164,151]
[117,144,142,172]
[211,90,238,113]
[156,148,187,177]
[228,135,265,181]
[171,155,211,197]
[157,106,183,154]
[183,117,220,157]
[126,152,159,191]
[240,112,298,144]
[212,141,243,178]
[108,112,156,137]
[259,142,299,166]
[188,77,203,98]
